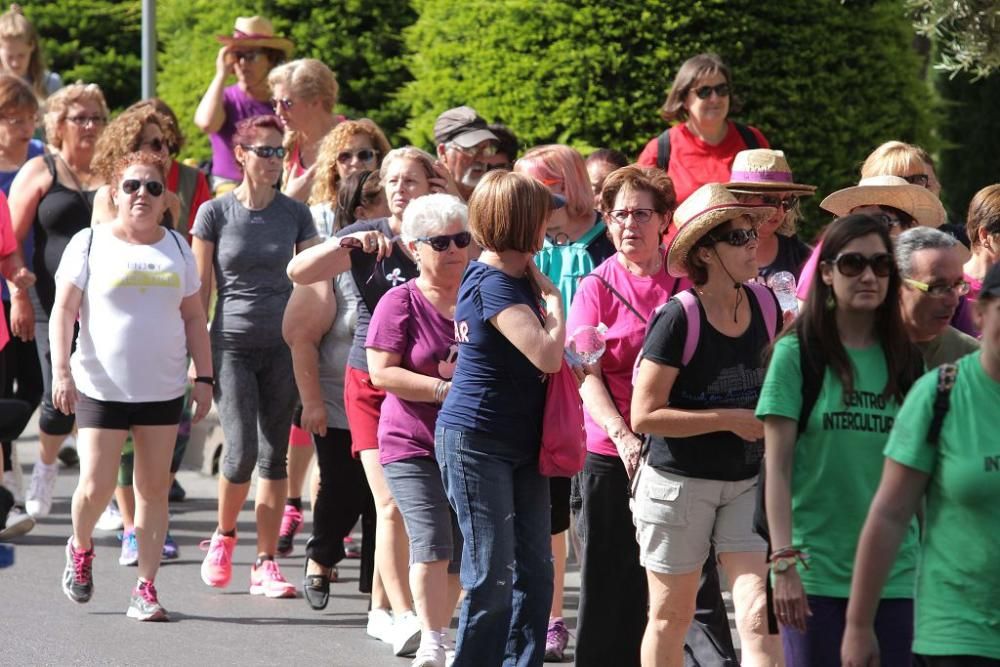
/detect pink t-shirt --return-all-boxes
[0,191,16,351]
[796,240,823,300]
[566,253,689,457]
[366,281,457,464]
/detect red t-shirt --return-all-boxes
[0,191,17,351]
[166,160,212,242]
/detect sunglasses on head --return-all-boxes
[693,83,730,99]
[830,252,893,278]
[337,149,377,165]
[416,231,473,252]
[706,227,758,247]
[121,179,164,197]
[270,97,294,112]
[241,144,286,159]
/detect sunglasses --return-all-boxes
[904,278,971,298]
[270,97,294,112]
[241,144,286,159]
[140,138,166,153]
[692,83,730,99]
[416,231,473,252]
[901,174,930,188]
[706,227,758,247]
[760,195,798,211]
[607,208,656,224]
[228,50,264,65]
[830,252,893,278]
[121,179,164,197]
[337,149,377,165]
[66,115,107,127]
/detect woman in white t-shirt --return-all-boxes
[49,151,212,622]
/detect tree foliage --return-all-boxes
[908,0,1000,79]
[401,0,934,239]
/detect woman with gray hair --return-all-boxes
[288,146,447,656]
[366,193,473,667]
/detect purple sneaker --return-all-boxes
[544,617,569,662]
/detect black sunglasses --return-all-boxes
[693,83,730,99]
[706,227,758,247]
[831,252,893,278]
[760,195,798,211]
[121,179,164,197]
[417,232,473,252]
[337,149,377,165]
[241,144,286,159]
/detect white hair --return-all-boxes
[401,193,469,243]
[895,226,957,278]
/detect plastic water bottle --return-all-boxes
[767,271,799,317]
[0,544,13,568]
[569,324,608,364]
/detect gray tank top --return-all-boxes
[318,272,358,429]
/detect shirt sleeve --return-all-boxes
[177,233,202,298]
[366,283,410,353]
[293,200,319,244]
[53,228,93,290]
[883,368,939,474]
[755,335,804,420]
[635,137,659,167]
[0,191,16,257]
[191,199,219,243]
[566,274,603,335]
[477,270,534,321]
[639,298,686,368]
[796,240,823,300]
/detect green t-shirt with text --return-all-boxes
[756,335,918,598]
[885,352,1000,659]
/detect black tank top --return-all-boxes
[31,153,95,315]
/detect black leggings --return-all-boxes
[306,428,376,593]
[1,299,43,471]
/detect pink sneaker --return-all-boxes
[277,504,303,557]
[250,559,296,598]
[199,531,236,588]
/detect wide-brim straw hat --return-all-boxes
[725,149,816,195]
[820,175,946,228]
[216,16,294,58]
[666,183,776,278]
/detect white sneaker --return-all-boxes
[0,505,35,540]
[95,501,124,532]
[392,611,422,657]
[411,643,445,667]
[25,461,57,517]
[3,470,23,503]
[366,608,394,643]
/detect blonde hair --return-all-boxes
[515,144,592,222]
[310,118,391,205]
[861,141,932,180]
[268,58,339,167]
[43,82,108,149]
[0,4,48,99]
[379,146,436,189]
[469,170,551,254]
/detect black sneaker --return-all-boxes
[57,443,79,468]
[62,538,95,603]
[127,580,168,621]
[168,479,186,503]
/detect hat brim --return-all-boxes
[820,184,945,228]
[666,205,776,278]
[725,182,817,194]
[216,35,295,57]
[448,128,498,148]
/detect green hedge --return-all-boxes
[401,0,934,239]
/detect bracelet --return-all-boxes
[433,380,451,404]
[193,376,215,386]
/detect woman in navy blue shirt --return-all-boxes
[436,171,566,667]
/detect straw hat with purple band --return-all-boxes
[433,106,498,149]
[725,149,817,195]
[666,184,776,278]
[216,16,294,58]
[820,175,946,228]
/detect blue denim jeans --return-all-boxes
[435,426,554,667]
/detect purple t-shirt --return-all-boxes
[366,281,457,464]
[209,85,272,181]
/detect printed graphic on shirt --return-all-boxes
[438,343,458,379]
[110,263,181,292]
[821,389,895,434]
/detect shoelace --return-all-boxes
[136,581,159,605]
[279,509,302,534]
[72,547,94,584]
[199,536,232,566]
[258,560,288,583]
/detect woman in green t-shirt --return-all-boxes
[756,214,924,665]
[843,263,1000,666]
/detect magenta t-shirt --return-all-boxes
[366,281,457,464]
[566,254,689,457]
[209,85,272,181]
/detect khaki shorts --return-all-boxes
[632,466,766,575]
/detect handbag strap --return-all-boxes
[586,273,646,324]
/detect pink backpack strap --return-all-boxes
[745,282,778,341]
[675,290,701,366]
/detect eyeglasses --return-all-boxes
[140,138,166,153]
[0,114,36,129]
[901,174,930,188]
[904,277,971,298]
[270,97,294,112]
[416,231,473,251]
[706,227,758,247]
[759,195,798,211]
[607,208,657,224]
[830,252,893,278]
[692,83,730,100]
[121,179,165,197]
[241,144,286,159]
[447,142,498,158]
[66,115,107,127]
[337,149,377,165]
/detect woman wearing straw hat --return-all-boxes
[631,183,783,667]
[194,16,293,194]
[725,149,816,280]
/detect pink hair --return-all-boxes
[515,144,593,222]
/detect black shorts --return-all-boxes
[549,475,571,534]
[76,394,185,430]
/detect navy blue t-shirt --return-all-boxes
[437,261,547,446]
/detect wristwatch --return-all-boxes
[771,557,795,574]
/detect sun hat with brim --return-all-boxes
[725,149,816,195]
[216,16,294,58]
[820,175,946,228]
[666,183,777,278]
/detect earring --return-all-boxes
[825,290,836,311]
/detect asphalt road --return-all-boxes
[0,425,582,666]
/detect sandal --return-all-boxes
[302,559,330,610]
